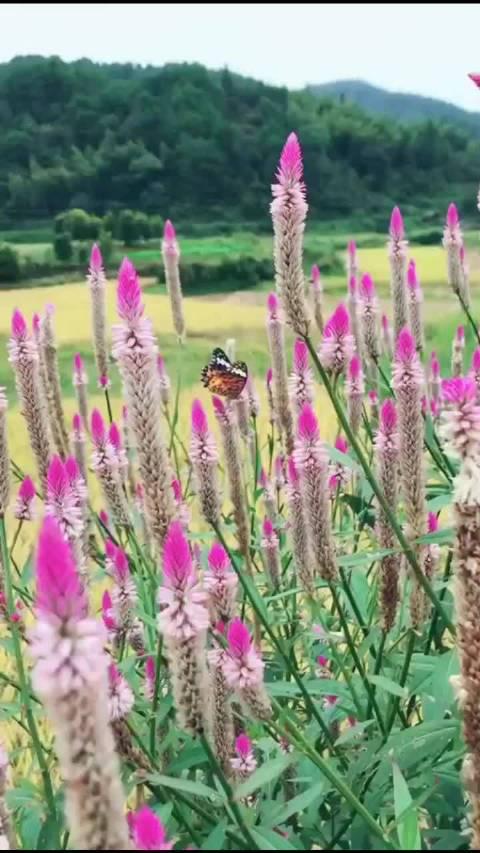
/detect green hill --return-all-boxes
[0,57,479,228]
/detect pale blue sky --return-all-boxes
[2,3,480,111]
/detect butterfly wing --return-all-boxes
[201,348,248,399]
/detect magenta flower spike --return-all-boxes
[443,203,469,306]
[406,258,424,352]
[90,243,102,271]
[87,242,109,388]
[388,206,409,341]
[359,273,379,363]
[35,516,86,620]
[271,133,310,336]
[157,522,209,733]
[45,455,84,544]
[390,206,404,241]
[223,617,271,719]
[102,589,117,633]
[132,806,173,851]
[117,258,143,323]
[231,733,257,778]
[91,408,106,447]
[288,338,314,412]
[452,324,466,377]
[204,541,238,623]
[190,399,220,526]
[162,219,185,341]
[294,404,337,581]
[393,327,427,627]
[346,354,365,436]
[14,475,36,521]
[108,422,122,452]
[320,303,355,375]
[375,398,400,631]
[261,516,281,588]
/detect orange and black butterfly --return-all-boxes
[201,348,248,399]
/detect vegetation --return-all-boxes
[0,56,480,231]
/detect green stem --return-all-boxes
[458,292,480,345]
[329,583,386,735]
[104,387,113,423]
[201,735,259,850]
[424,550,453,655]
[270,702,393,849]
[366,629,387,719]
[304,336,455,637]
[385,628,416,735]
[212,522,343,760]
[0,517,60,846]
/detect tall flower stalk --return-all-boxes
[91,409,130,528]
[285,456,314,594]
[212,396,250,561]
[29,516,130,850]
[294,404,337,581]
[266,292,295,454]
[87,243,110,386]
[443,203,470,307]
[452,325,465,377]
[407,259,424,353]
[162,220,186,342]
[72,353,89,435]
[346,355,365,436]
[112,258,174,551]
[8,310,52,486]
[40,305,69,456]
[320,304,355,376]
[388,206,408,340]
[190,399,221,526]
[271,132,310,336]
[157,522,209,735]
[375,400,401,632]
[441,377,480,848]
[392,328,427,628]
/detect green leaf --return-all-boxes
[265,781,326,827]
[145,773,223,802]
[251,828,299,850]
[335,719,374,746]
[201,821,227,850]
[393,762,421,850]
[235,753,293,800]
[427,493,453,513]
[368,675,408,699]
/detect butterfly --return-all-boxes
[201,347,248,399]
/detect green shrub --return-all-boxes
[53,232,73,262]
[0,243,21,282]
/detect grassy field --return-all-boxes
[1,240,478,478]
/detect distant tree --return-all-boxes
[0,244,20,282]
[53,233,73,262]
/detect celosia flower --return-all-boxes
[113,258,173,550]
[311,264,324,332]
[407,259,424,352]
[443,203,469,306]
[14,475,36,521]
[90,408,130,527]
[261,517,281,588]
[266,292,295,453]
[266,366,277,427]
[213,396,250,558]
[375,399,401,631]
[319,303,355,375]
[359,274,379,363]
[271,132,310,336]
[259,468,276,519]
[157,355,171,408]
[328,436,349,493]
[452,325,465,377]
[294,404,337,581]
[190,399,221,525]
[471,348,480,403]
[101,589,118,635]
[388,206,409,340]
[162,219,186,342]
[157,522,209,734]
[347,274,362,358]
[288,338,314,412]
[39,305,70,457]
[8,309,51,485]
[45,455,84,544]
[132,806,173,851]
[87,243,110,385]
[107,662,134,722]
[223,618,271,720]
[429,352,441,403]
[285,455,314,594]
[392,328,427,628]
[204,542,238,623]
[346,355,365,435]
[441,377,480,465]
[231,733,257,779]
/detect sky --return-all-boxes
[2,3,480,111]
